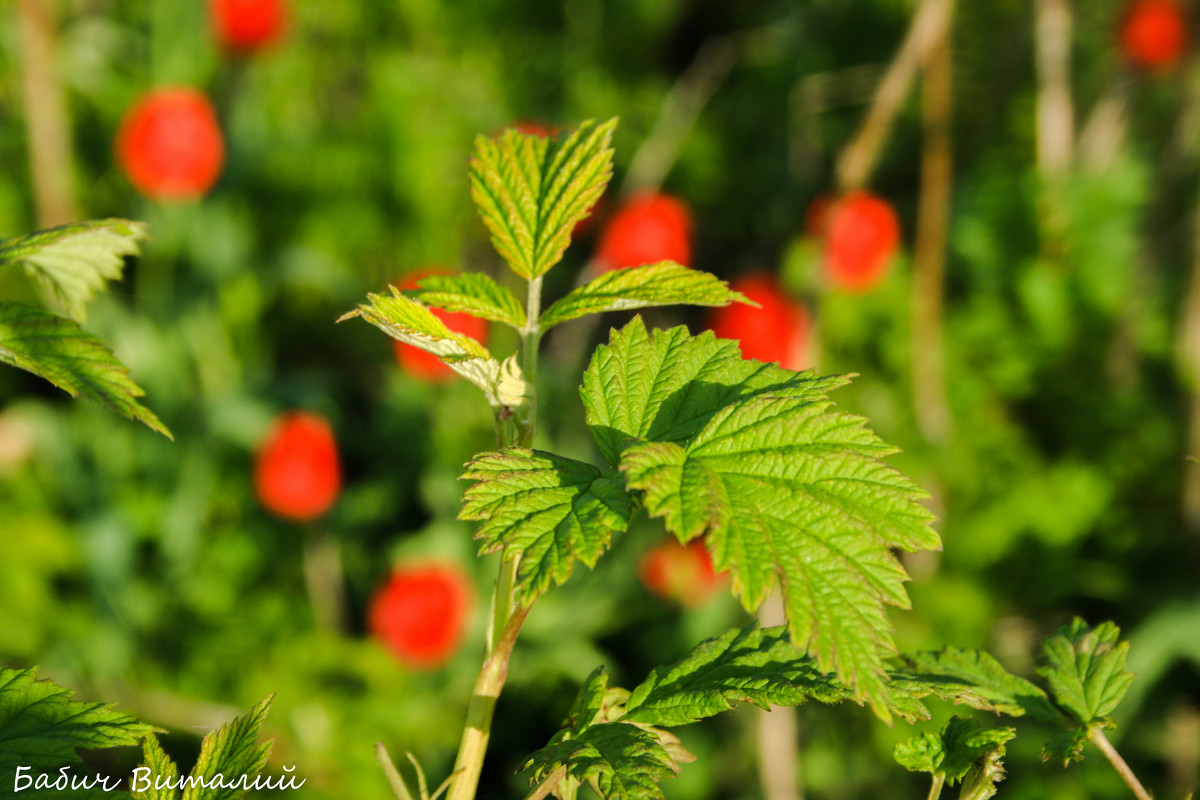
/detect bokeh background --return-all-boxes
[2,1,1200,798]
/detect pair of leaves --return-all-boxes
[131,696,276,800]
[0,220,169,438]
[462,316,939,718]
[0,667,157,800]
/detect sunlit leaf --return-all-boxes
[540,263,750,330]
[470,118,615,279]
[406,272,526,329]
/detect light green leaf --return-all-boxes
[1037,619,1134,728]
[621,625,852,728]
[540,263,750,330]
[459,448,633,603]
[0,219,148,321]
[341,287,515,406]
[130,695,275,800]
[0,301,171,438]
[582,316,848,467]
[131,736,181,800]
[469,118,616,279]
[522,722,678,800]
[406,272,526,329]
[0,666,157,800]
[586,318,938,718]
[896,648,1057,719]
[181,694,274,800]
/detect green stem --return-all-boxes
[926,773,945,800]
[1088,727,1154,800]
[446,274,544,800]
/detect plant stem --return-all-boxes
[446,274,545,800]
[16,0,78,227]
[926,773,946,800]
[521,765,567,800]
[1088,727,1154,800]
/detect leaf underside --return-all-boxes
[895,648,1057,720]
[0,301,171,438]
[582,317,939,718]
[406,272,526,329]
[539,262,751,330]
[0,218,148,321]
[469,118,616,279]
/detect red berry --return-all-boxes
[210,0,287,51]
[824,191,900,293]
[512,121,557,138]
[595,193,692,271]
[369,563,472,669]
[254,411,341,522]
[115,88,224,201]
[392,270,489,382]
[707,272,810,370]
[639,538,724,608]
[1121,0,1187,70]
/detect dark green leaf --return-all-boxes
[540,263,750,330]
[0,219,147,321]
[0,667,156,800]
[460,448,633,603]
[0,301,171,438]
[894,717,1014,792]
[406,272,526,329]
[469,119,616,279]
[621,625,852,728]
[523,723,677,800]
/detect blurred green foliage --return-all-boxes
[2,1,1200,798]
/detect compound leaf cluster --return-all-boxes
[894,716,1016,800]
[582,317,939,717]
[0,667,157,800]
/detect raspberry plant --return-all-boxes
[340,120,1158,800]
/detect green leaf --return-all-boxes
[895,717,1014,800]
[341,288,523,407]
[406,272,526,329]
[540,263,751,330]
[131,695,276,800]
[523,723,678,800]
[459,448,633,603]
[582,316,848,467]
[0,301,171,438]
[0,219,148,321]
[469,118,616,279]
[593,320,937,718]
[621,625,853,728]
[0,666,156,800]
[896,648,1057,719]
[1037,619,1134,727]
[131,736,181,800]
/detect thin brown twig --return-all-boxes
[16,0,78,227]
[756,592,802,800]
[835,0,954,193]
[911,4,954,444]
[1034,0,1074,179]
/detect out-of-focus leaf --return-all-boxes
[0,219,147,321]
[0,301,171,437]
